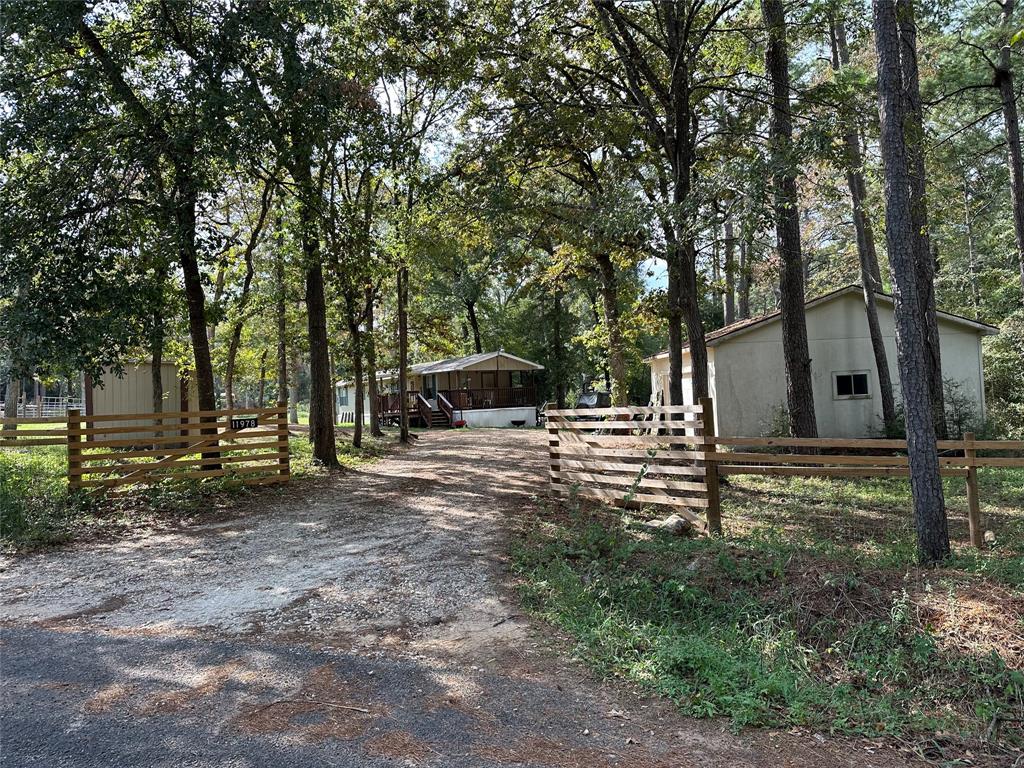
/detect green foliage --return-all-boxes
[514,487,1024,748]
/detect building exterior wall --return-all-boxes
[90,363,183,417]
[648,292,990,438]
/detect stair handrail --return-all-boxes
[436,391,455,425]
[415,392,432,427]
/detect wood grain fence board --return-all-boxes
[1,416,67,425]
[78,438,284,462]
[71,451,287,476]
[73,421,288,438]
[546,405,702,417]
[548,419,704,431]
[556,458,707,476]
[717,464,969,478]
[77,464,282,487]
[550,470,707,493]
[552,485,710,509]
[0,438,69,447]
[74,407,286,423]
[76,431,283,450]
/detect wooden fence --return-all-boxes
[1,404,290,491]
[548,398,1024,548]
[547,403,714,533]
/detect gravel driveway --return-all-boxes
[0,429,916,767]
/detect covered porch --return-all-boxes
[376,351,544,428]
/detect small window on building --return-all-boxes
[833,371,871,399]
[339,388,349,406]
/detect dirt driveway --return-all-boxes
[0,429,917,767]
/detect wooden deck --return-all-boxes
[378,386,538,428]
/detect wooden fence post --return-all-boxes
[964,431,983,549]
[698,397,722,535]
[67,408,82,490]
[548,415,561,494]
[277,400,290,481]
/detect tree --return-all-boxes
[873,0,950,563]
[761,0,818,438]
[827,12,898,433]
[896,0,946,438]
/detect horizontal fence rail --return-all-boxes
[547,401,715,534]
[547,398,1024,548]
[2,404,290,491]
[69,405,290,490]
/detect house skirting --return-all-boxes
[459,406,537,428]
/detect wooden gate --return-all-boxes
[546,400,719,534]
[66,404,290,490]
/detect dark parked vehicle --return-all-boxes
[574,391,611,420]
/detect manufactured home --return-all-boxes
[337,350,544,428]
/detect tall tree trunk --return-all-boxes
[288,348,300,426]
[174,167,216,413]
[347,308,364,448]
[3,376,20,432]
[365,284,383,437]
[873,0,950,564]
[398,265,410,443]
[723,215,737,325]
[150,289,165,414]
[225,178,274,410]
[996,0,1024,294]
[831,17,898,432]
[762,0,818,438]
[225,263,254,410]
[465,299,483,354]
[551,288,567,409]
[738,219,751,320]
[275,210,289,418]
[594,252,629,406]
[963,173,981,311]
[681,239,709,402]
[896,0,946,437]
[257,348,267,407]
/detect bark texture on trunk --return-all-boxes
[896,0,946,437]
[723,216,736,325]
[288,348,300,426]
[174,169,217,412]
[595,252,629,406]
[738,220,751,320]
[275,213,289,418]
[3,377,20,431]
[874,0,950,564]
[304,257,338,466]
[762,0,818,438]
[830,17,898,432]
[257,348,267,407]
[150,298,165,414]
[465,299,483,354]
[347,309,364,449]
[996,0,1024,294]
[551,289,567,409]
[398,265,410,443]
[364,285,383,437]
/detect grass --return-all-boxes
[511,472,1024,760]
[0,429,392,552]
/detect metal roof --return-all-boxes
[410,351,544,375]
[644,285,999,362]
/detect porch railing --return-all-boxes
[438,386,536,411]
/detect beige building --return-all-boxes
[645,286,998,438]
[86,361,190,417]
